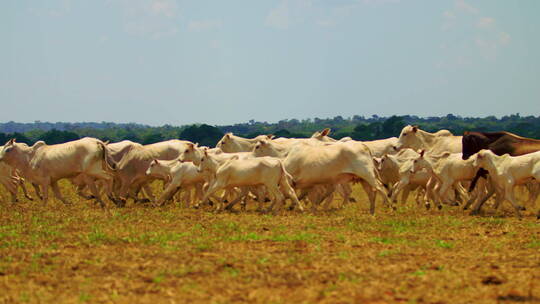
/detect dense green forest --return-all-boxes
[0,114,539,146]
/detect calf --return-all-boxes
[197,151,304,212]
[145,159,206,207]
[471,149,540,218]
[462,131,540,192]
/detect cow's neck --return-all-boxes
[416,129,438,147]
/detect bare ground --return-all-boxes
[0,182,539,303]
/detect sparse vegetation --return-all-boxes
[0,181,539,303]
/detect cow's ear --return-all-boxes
[194,142,199,148]
[152,159,158,164]
[103,140,110,145]
[187,143,194,149]
[321,128,331,136]
[5,138,14,146]
[412,126,418,133]
[259,140,266,145]
[204,149,208,156]
[463,131,470,136]
[419,149,425,157]
[267,134,275,139]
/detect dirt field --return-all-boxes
[0,182,539,304]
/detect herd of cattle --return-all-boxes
[0,126,539,218]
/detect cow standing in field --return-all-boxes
[0,138,116,207]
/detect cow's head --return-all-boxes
[0,138,17,163]
[461,132,487,160]
[395,125,420,151]
[311,128,334,142]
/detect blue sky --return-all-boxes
[1,0,538,125]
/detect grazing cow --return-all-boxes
[471,149,540,218]
[216,133,274,153]
[395,125,461,154]
[281,141,390,214]
[462,131,540,192]
[0,138,115,207]
[145,159,206,207]
[112,139,192,206]
[197,151,304,212]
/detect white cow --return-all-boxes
[112,139,192,206]
[197,150,304,212]
[471,149,540,218]
[374,149,431,207]
[0,138,115,207]
[216,133,274,153]
[311,128,397,157]
[281,141,390,214]
[411,151,479,209]
[395,125,462,155]
[145,159,206,207]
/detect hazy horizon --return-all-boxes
[2,1,539,125]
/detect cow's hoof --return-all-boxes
[463,206,469,210]
[349,198,357,203]
[437,205,443,210]
[425,204,431,210]
[518,205,526,211]
[264,197,271,203]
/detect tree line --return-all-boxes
[0,114,539,147]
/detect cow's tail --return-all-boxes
[278,160,294,189]
[98,141,117,172]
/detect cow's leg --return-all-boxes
[157,183,181,206]
[525,182,539,207]
[281,183,304,212]
[362,173,390,208]
[390,179,408,204]
[266,185,285,213]
[316,185,336,211]
[224,187,249,211]
[198,180,223,210]
[470,181,497,215]
[16,178,33,201]
[437,179,454,208]
[41,182,50,204]
[142,183,156,203]
[50,181,71,205]
[32,183,43,201]
[400,185,412,205]
[503,182,523,218]
[359,179,377,215]
[2,179,19,203]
